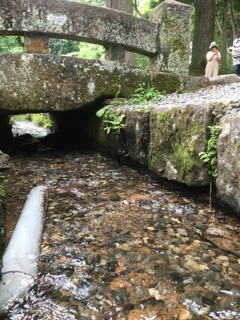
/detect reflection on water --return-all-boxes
[2,146,240,319]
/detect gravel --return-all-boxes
[156,82,240,105]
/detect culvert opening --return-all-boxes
[1,104,104,154]
[3,113,55,154]
[10,113,53,138]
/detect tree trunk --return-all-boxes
[190,0,215,75]
[229,0,237,38]
[105,0,135,66]
[221,0,228,71]
[106,0,132,11]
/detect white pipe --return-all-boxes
[0,185,47,315]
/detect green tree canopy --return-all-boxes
[0,36,24,54]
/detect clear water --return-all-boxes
[2,145,240,320]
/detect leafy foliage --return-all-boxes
[49,39,105,59]
[135,54,148,68]
[72,43,105,60]
[96,84,163,134]
[96,105,111,118]
[11,113,53,129]
[30,114,53,129]
[199,125,221,178]
[49,39,80,55]
[96,106,126,135]
[0,36,24,53]
[96,87,126,134]
[103,114,126,134]
[128,84,164,104]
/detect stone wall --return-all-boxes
[217,109,240,214]
[87,93,240,217]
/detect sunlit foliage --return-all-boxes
[0,36,24,54]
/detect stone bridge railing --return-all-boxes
[0,0,191,73]
[0,0,192,114]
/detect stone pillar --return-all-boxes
[148,0,192,74]
[105,44,125,63]
[105,45,135,66]
[24,33,49,53]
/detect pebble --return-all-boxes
[3,119,240,319]
[156,82,240,105]
[119,82,240,114]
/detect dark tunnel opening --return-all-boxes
[0,102,104,155]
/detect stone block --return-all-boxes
[148,0,192,74]
[148,103,211,186]
[217,109,240,216]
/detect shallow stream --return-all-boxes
[2,122,240,320]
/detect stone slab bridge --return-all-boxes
[0,0,191,116]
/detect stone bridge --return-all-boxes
[0,0,192,116]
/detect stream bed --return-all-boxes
[2,124,240,320]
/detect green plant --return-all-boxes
[135,54,148,68]
[96,105,111,118]
[10,114,31,124]
[0,36,24,54]
[0,186,5,204]
[199,125,221,210]
[10,113,53,129]
[128,84,164,104]
[103,114,126,134]
[96,87,126,134]
[96,87,121,119]
[199,125,221,178]
[0,187,5,197]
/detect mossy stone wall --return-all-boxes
[148,103,211,186]
[89,102,211,187]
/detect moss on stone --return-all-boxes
[148,111,172,170]
[149,104,208,186]
[152,72,183,94]
[171,125,202,185]
[86,113,106,145]
[0,187,5,204]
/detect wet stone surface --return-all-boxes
[2,145,240,320]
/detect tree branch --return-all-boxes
[132,0,145,18]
